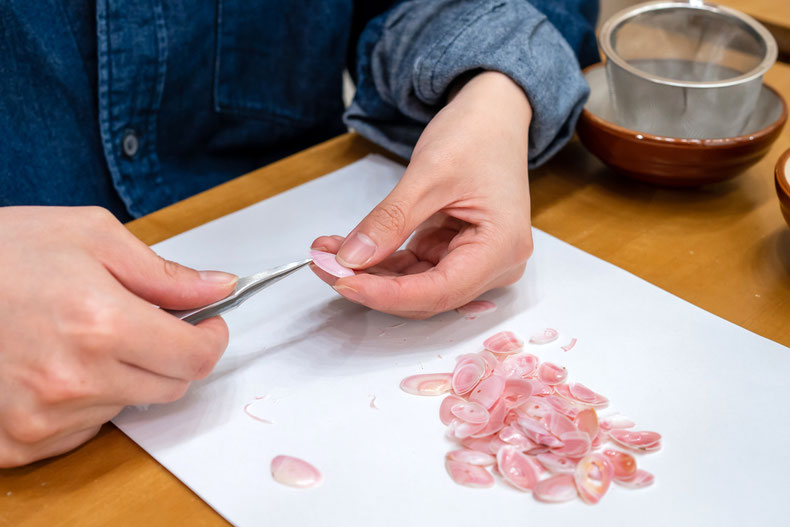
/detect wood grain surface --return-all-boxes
[2,61,789,527]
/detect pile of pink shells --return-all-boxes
[400,330,660,504]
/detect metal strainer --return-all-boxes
[599,1,777,138]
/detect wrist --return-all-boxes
[447,70,532,126]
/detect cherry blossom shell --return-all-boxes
[456,300,497,319]
[483,331,525,355]
[496,446,538,491]
[447,449,496,466]
[537,362,568,385]
[271,455,323,488]
[445,459,495,488]
[534,474,578,503]
[308,250,355,278]
[609,430,662,451]
[574,454,614,504]
[614,469,655,489]
[529,328,559,345]
[399,373,453,396]
[603,449,637,479]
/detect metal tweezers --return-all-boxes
[165,258,312,325]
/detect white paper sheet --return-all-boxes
[115,155,790,526]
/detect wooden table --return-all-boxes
[3,61,790,525]
[716,0,790,59]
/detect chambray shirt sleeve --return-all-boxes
[344,0,598,168]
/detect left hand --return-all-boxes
[311,71,534,319]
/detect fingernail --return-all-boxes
[199,270,238,285]
[336,233,376,267]
[333,284,363,304]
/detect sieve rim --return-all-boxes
[599,1,778,89]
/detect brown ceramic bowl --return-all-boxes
[776,148,790,228]
[577,63,787,186]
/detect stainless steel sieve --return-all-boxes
[599,1,777,138]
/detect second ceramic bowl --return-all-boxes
[577,63,787,186]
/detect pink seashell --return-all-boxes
[537,362,568,385]
[574,454,614,504]
[533,474,577,503]
[470,398,508,438]
[460,436,493,453]
[400,373,453,396]
[447,449,496,466]
[501,353,539,379]
[483,331,524,355]
[561,338,578,352]
[575,408,599,440]
[502,379,533,408]
[478,350,500,374]
[516,416,565,448]
[309,250,355,278]
[641,441,662,453]
[536,452,576,474]
[498,425,537,451]
[439,395,465,425]
[520,397,554,419]
[602,449,637,480]
[445,459,495,488]
[553,431,592,458]
[614,468,655,489]
[271,455,323,488]
[496,446,539,491]
[451,401,490,425]
[525,445,551,456]
[468,375,506,409]
[447,419,488,440]
[529,328,559,345]
[487,436,511,455]
[452,362,485,396]
[528,378,555,397]
[600,415,636,431]
[544,395,582,419]
[591,429,609,449]
[569,383,609,406]
[456,300,497,320]
[609,430,662,450]
[544,411,577,437]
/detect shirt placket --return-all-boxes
[96,0,170,217]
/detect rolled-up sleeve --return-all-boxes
[344,0,598,168]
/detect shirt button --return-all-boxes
[122,129,139,158]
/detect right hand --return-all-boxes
[0,206,237,467]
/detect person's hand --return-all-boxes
[0,206,236,467]
[311,71,533,318]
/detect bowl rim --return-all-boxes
[776,148,790,198]
[580,62,788,147]
[599,1,778,89]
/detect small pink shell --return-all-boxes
[569,383,609,407]
[447,418,487,440]
[460,436,493,453]
[516,416,564,448]
[498,425,537,451]
[609,430,662,450]
[271,455,323,488]
[309,250,355,278]
[478,350,500,373]
[537,362,568,385]
[470,398,507,438]
[496,446,539,491]
[600,415,636,431]
[502,379,533,408]
[603,449,637,480]
[614,468,655,489]
[533,474,577,503]
[529,328,559,345]
[451,401,490,425]
[445,459,495,488]
[456,300,497,320]
[439,394,465,425]
[544,411,577,437]
[528,378,555,397]
[452,356,487,395]
[468,375,506,409]
[399,373,453,396]
[575,408,599,440]
[501,353,539,379]
[574,454,614,504]
[483,331,524,355]
[544,395,583,419]
[561,338,578,352]
[553,431,592,458]
[447,449,496,466]
[536,452,576,474]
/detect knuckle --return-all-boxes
[161,381,190,403]
[0,444,34,468]
[79,206,116,228]
[187,348,221,380]
[161,258,184,281]
[370,200,410,237]
[63,293,121,355]
[5,411,54,445]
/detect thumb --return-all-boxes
[99,230,237,310]
[337,179,440,269]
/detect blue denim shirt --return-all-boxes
[0,1,597,221]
